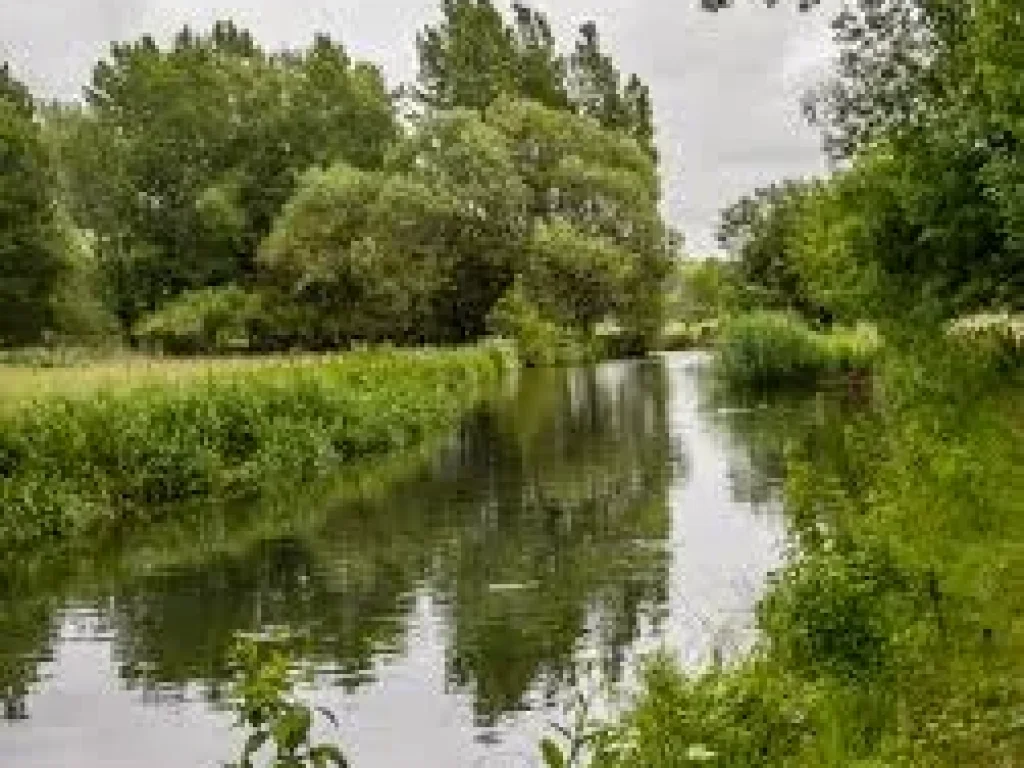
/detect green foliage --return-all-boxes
[7,11,670,357]
[383,108,531,341]
[666,257,736,325]
[415,2,654,157]
[71,22,397,326]
[133,286,263,354]
[794,0,1022,318]
[569,22,656,160]
[714,2,1022,323]
[260,109,527,346]
[540,686,621,768]
[226,634,347,768]
[484,97,674,347]
[791,138,1018,320]
[257,97,671,351]
[417,0,538,111]
[717,179,822,318]
[715,312,881,386]
[257,164,426,347]
[759,543,920,679]
[521,218,631,332]
[47,217,122,346]
[0,81,66,346]
[0,63,33,117]
[589,658,815,767]
[0,347,506,549]
[488,284,599,367]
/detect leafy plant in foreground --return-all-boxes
[226,633,347,768]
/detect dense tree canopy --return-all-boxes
[717,179,822,317]
[62,21,398,326]
[0,64,33,117]
[258,97,672,348]
[9,0,1017,356]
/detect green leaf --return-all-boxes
[309,744,349,767]
[540,737,568,768]
[241,730,270,759]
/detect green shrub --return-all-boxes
[488,286,601,367]
[758,543,920,679]
[133,286,263,355]
[590,658,818,767]
[226,634,347,768]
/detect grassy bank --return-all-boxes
[715,312,881,386]
[572,338,1023,767]
[0,346,510,550]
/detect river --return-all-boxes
[0,352,835,767]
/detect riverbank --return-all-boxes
[574,338,1023,766]
[0,346,511,550]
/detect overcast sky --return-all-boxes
[0,0,838,252]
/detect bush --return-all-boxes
[133,286,263,354]
[758,543,920,680]
[590,658,818,767]
[488,286,601,367]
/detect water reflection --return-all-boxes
[0,354,836,766]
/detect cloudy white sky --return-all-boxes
[0,0,838,252]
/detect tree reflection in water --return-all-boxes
[1,361,679,724]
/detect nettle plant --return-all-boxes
[225,633,347,768]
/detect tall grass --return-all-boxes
[715,311,881,385]
[0,346,510,549]
[0,353,345,405]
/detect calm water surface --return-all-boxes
[0,353,831,767]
